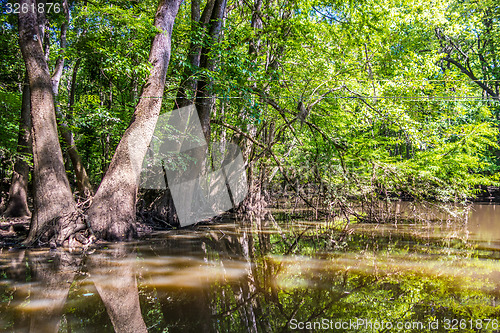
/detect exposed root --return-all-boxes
[136,189,180,230]
[32,205,96,250]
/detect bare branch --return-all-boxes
[442,56,499,100]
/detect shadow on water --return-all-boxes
[1,203,500,332]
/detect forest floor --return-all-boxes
[0,214,189,249]
[0,217,29,249]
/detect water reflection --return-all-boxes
[1,250,80,332]
[1,204,500,332]
[88,247,147,333]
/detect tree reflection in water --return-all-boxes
[88,246,147,333]
[1,247,146,333]
[2,250,81,332]
[1,207,500,332]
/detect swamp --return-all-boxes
[1,203,500,332]
[1,0,500,332]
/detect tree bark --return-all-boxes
[196,0,227,141]
[86,0,183,240]
[174,0,214,109]
[248,0,263,56]
[241,0,264,213]
[68,58,80,111]
[4,82,32,218]
[18,0,78,244]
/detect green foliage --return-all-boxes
[0,89,21,175]
[206,0,500,204]
[0,0,499,201]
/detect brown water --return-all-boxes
[1,203,500,332]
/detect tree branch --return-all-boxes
[442,56,499,100]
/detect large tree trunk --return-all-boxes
[4,82,32,218]
[86,0,183,240]
[18,0,78,245]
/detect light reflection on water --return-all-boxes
[1,203,500,332]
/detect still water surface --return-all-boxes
[1,203,500,332]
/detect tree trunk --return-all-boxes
[242,0,264,213]
[54,70,93,198]
[149,0,215,224]
[196,0,227,141]
[86,0,183,240]
[57,114,93,196]
[51,1,93,197]
[18,0,78,244]
[151,0,226,225]
[174,0,214,109]
[4,82,32,218]
[248,0,263,56]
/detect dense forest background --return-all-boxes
[0,0,499,245]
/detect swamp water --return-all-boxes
[0,203,500,332]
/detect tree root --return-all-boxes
[32,208,96,250]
